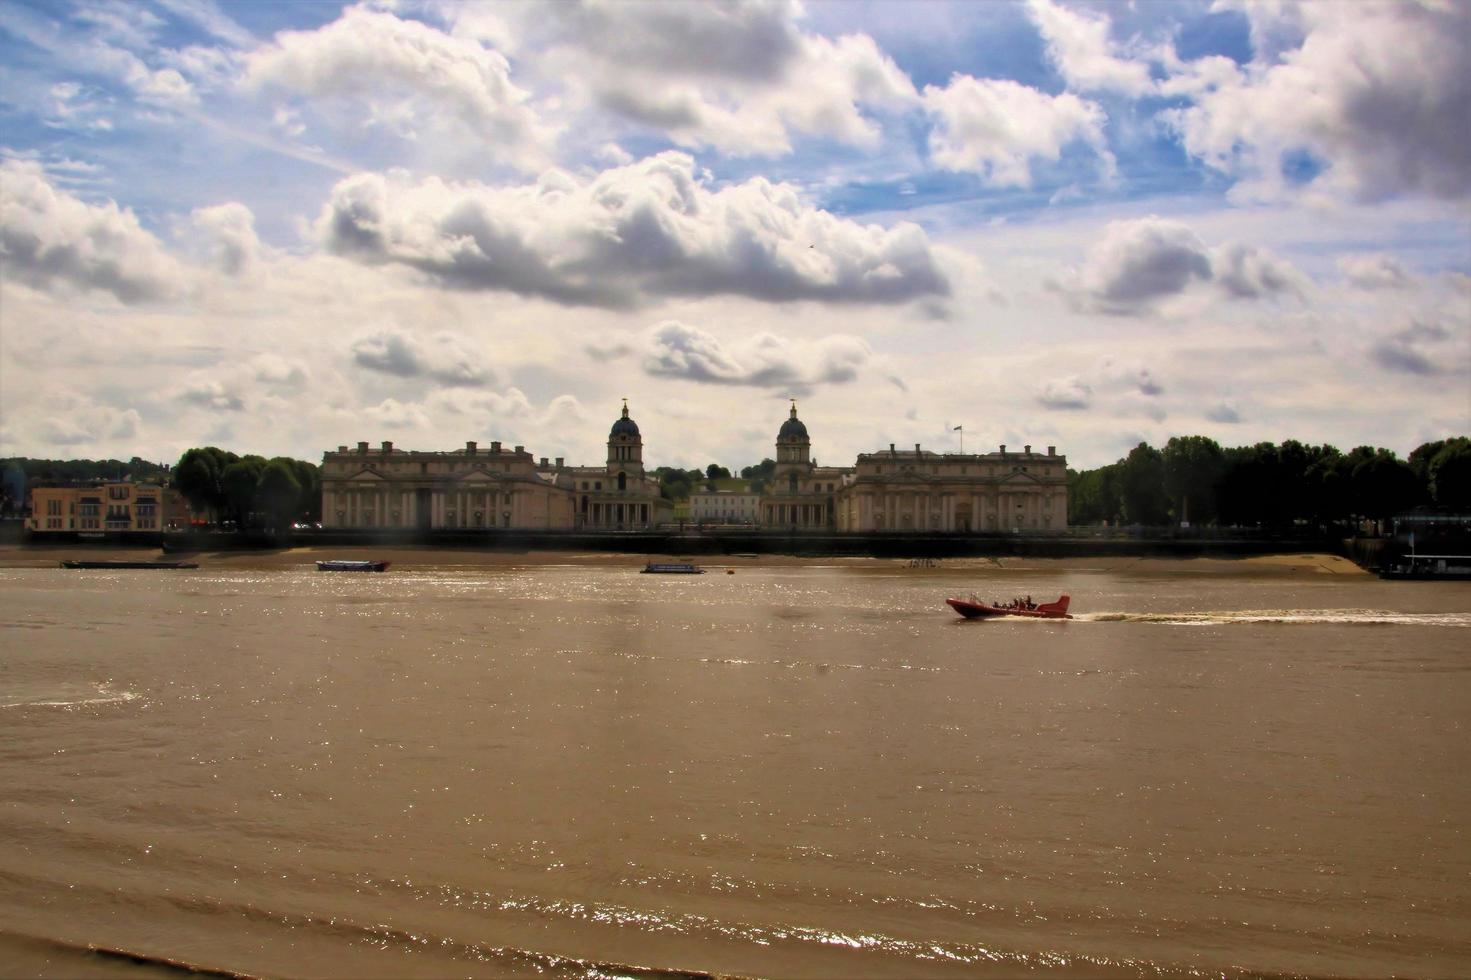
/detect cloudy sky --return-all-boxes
[1,0,1467,472]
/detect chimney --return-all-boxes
[539,457,548,467]
[1000,444,1006,454]
[513,445,524,454]
[915,443,922,455]
[466,441,477,455]
[338,445,348,453]
[1024,444,1031,454]
[357,441,368,454]
[381,441,392,454]
[889,443,896,454]
[555,457,564,468]
[491,441,501,453]
[1047,446,1056,456]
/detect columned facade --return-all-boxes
[833,444,1067,532]
[321,440,574,530]
[759,402,845,529]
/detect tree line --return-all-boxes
[1068,436,1470,531]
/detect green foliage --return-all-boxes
[174,447,238,521]
[1118,443,1170,525]
[1162,435,1225,524]
[174,447,319,527]
[1071,435,1467,531]
[740,458,776,494]
[1424,437,1471,510]
[257,460,303,530]
[2,456,170,485]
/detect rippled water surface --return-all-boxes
[2,559,1468,978]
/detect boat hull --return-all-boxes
[316,560,390,572]
[946,595,1072,619]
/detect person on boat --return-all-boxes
[1025,595,1033,609]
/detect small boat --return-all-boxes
[316,559,391,572]
[60,560,199,570]
[946,594,1072,619]
[641,562,704,574]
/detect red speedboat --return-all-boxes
[946,594,1072,619]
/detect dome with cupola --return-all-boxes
[610,401,640,438]
[778,401,808,441]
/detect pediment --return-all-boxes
[455,470,499,483]
[346,467,386,482]
[1000,470,1042,485]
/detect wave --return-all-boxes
[1076,610,1471,627]
[0,683,141,710]
[0,928,256,978]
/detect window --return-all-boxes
[47,499,61,516]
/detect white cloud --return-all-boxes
[362,397,432,430]
[1369,320,1463,377]
[1212,240,1306,300]
[1051,216,1306,314]
[175,376,245,411]
[1338,253,1413,291]
[639,321,871,389]
[1026,0,1154,96]
[1054,216,1212,314]
[1163,2,1471,201]
[499,1,916,157]
[190,202,260,276]
[1037,375,1093,410]
[0,158,187,303]
[922,74,1110,187]
[350,329,492,386]
[314,152,949,308]
[243,4,552,171]
[14,390,144,447]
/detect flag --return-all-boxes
[953,425,962,431]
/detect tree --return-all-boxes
[174,447,238,523]
[1350,450,1422,534]
[1426,438,1471,510]
[740,458,776,494]
[1162,435,1224,525]
[257,460,303,530]
[705,464,731,481]
[1117,442,1169,525]
[220,456,266,525]
[1067,463,1120,524]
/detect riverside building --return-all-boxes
[27,481,186,534]
[318,400,1066,533]
[319,402,667,531]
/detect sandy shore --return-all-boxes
[0,544,1367,576]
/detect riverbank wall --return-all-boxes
[27,526,1347,561]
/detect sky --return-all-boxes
[0,0,1467,473]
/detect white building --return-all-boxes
[690,489,760,525]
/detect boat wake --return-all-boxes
[0,682,141,710]
[1076,609,1471,627]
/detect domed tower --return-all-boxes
[607,399,644,485]
[774,400,812,494]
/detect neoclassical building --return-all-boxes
[562,401,666,529]
[321,439,574,530]
[318,400,1065,534]
[320,402,668,531]
[755,403,1068,532]
[834,443,1068,532]
[760,402,849,528]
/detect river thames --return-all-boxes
[1,553,1467,978]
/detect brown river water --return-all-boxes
[1,555,1468,978]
